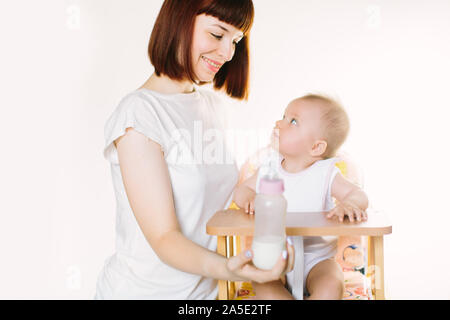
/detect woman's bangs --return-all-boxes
[198,0,254,34]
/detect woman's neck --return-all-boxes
[139,73,195,94]
[281,155,319,174]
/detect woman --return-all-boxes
[95,0,294,299]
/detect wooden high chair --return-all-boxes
[206,150,392,300]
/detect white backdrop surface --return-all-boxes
[0,0,449,299]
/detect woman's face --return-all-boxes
[191,14,244,82]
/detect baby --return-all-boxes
[232,94,369,300]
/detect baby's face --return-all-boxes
[271,99,325,158]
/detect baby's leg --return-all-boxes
[250,280,294,300]
[305,258,344,300]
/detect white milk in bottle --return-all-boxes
[252,157,287,270]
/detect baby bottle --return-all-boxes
[252,155,287,270]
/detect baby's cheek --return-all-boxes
[284,137,303,153]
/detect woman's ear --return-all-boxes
[311,140,327,157]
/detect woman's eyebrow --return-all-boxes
[212,24,229,32]
[212,24,244,38]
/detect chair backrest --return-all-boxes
[334,150,365,189]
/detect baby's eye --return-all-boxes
[290,118,297,125]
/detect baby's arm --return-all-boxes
[232,169,258,214]
[327,172,369,222]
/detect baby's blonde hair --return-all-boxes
[299,94,350,159]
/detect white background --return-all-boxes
[0,0,449,299]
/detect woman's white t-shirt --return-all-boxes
[95,87,239,299]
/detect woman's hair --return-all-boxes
[148,0,254,100]
[300,94,350,159]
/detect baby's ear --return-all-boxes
[311,140,327,157]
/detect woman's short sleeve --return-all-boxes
[103,93,164,164]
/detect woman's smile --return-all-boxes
[202,56,222,73]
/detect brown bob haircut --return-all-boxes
[148,0,254,100]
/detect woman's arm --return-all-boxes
[115,128,293,282]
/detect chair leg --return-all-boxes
[217,236,228,300]
[227,236,235,299]
[373,236,385,299]
[233,236,242,294]
[367,236,385,300]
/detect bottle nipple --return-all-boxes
[259,150,284,195]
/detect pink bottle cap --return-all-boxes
[259,177,284,195]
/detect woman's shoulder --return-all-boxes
[119,86,226,107]
[103,90,166,163]
[117,89,160,108]
[104,89,165,134]
[107,89,175,122]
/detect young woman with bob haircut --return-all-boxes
[95,0,294,300]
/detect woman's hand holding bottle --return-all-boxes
[226,238,294,283]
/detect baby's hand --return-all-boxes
[233,185,256,214]
[326,201,368,223]
[244,195,255,214]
